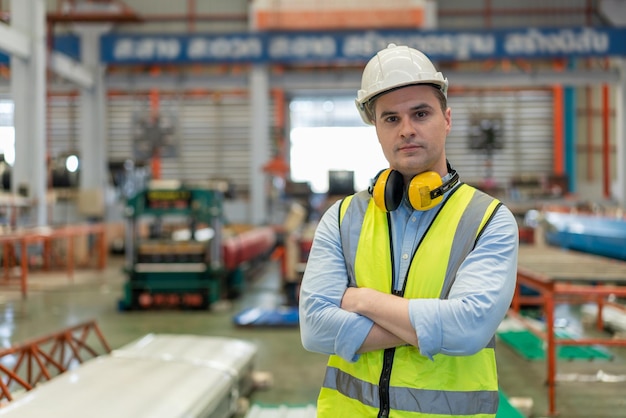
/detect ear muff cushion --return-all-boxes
[372,169,404,212]
[407,171,443,210]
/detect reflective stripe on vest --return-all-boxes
[323,366,499,416]
[318,184,501,417]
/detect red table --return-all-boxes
[510,244,626,416]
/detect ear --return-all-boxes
[444,107,452,135]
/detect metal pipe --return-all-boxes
[46,12,142,23]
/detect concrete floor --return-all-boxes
[1,256,626,417]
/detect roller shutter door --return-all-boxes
[445,89,553,187]
[47,94,80,160]
[107,93,260,195]
[289,90,553,191]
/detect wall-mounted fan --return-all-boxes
[468,115,504,152]
[132,112,179,162]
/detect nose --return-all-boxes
[399,117,416,139]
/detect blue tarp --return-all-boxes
[233,306,299,327]
[543,211,626,261]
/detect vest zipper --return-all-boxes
[378,213,397,418]
[378,347,395,418]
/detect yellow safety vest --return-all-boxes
[317,184,502,418]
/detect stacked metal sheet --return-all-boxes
[113,333,258,397]
[0,334,258,418]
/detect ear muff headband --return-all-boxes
[372,168,404,212]
[371,169,459,212]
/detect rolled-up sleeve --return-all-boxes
[409,206,519,359]
[299,200,374,362]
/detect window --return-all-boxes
[0,100,14,165]
[289,98,387,194]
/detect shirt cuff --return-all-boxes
[409,299,442,360]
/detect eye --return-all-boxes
[415,110,428,118]
[384,115,398,123]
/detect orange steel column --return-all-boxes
[43,236,51,270]
[97,225,107,269]
[3,242,11,279]
[552,86,565,175]
[67,232,75,282]
[274,88,286,165]
[602,83,610,198]
[544,285,558,416]
[149,87,161,179]
[20,238,28,299]
[585,84,594,181]
[187,0,196,32]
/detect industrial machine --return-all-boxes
[119,184,228,310]
[119,182,277,310]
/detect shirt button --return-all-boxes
[402,253,409,260]
[411,217,416,222]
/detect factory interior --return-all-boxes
[0,0,626,417]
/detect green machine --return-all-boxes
[119,185,227,310]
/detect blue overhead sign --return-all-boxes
[104,33,264,64]
[1,27,623,66]
[100,27,626,65]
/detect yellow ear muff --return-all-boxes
[372,169,404,212]
[371,167,458,212]
[406,171,444,211]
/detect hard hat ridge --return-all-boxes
[355,43,448,125]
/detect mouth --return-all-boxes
[398,143,422,152]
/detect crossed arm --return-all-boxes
[299,200,519,361]
[341,287,418,352]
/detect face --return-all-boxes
[373,85,451,182]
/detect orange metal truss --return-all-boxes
[0,320,111,404]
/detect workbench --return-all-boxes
[509,244,626,416]
[0,223,107,299]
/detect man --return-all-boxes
[299,44,518,417]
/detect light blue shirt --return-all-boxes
[299,185,519,362]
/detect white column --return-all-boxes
[249,65,270,225]
[70,4,114,220]
[75,28,108,192]
[10,0,47,226]
[615,58,626,208]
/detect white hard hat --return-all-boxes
[355,43,448,125]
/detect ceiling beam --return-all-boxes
[48,52,94,89]
[0,22,30,59]
[0,67,618,94]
